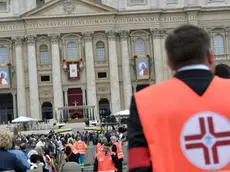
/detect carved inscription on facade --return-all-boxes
[0,24,24,31]
[0,14,197,32]
[26,16,188,29]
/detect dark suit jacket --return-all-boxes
[0,149,26,172]
[127,69,214,172]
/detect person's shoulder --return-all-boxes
[8,149,22,155]
[4,151,18,160]
[134,79,173,97]
[214,76,230,89]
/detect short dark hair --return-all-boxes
[165,24,211,69]
[104,142,111,147]
[30,154,40,163]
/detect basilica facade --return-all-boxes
[0,0,229,123]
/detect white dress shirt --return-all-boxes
[177,64,210,72]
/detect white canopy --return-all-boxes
[12,116,37,123]
[113,109,130,116]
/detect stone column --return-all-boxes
[26,35,40,120]
[14,36,27,117]
[83,32,98,118]
[107,30,121,114]
[160,29,170,80]
[63,88,68,106]
[13,0,20,15]
[50,34,64,118]
[12,92,17,119]
[81,87,86,105]
[151,28,164,83]
[119,30,132,109]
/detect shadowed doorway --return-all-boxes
[0,93,13,124]
[42,102,53,121]
[99,98,110,117]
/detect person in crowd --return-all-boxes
[36,136,46,148]
[35,146,49,172]
[96,137,107,154]
[93,142,117,172]
[111,136,124,172]
[8,138,31,170]
[128,24,230,172]
[0,130,26,172]
[45,152,57,172]
[74,136,87,171]
[29,154,42,170]
[64,140,80,163]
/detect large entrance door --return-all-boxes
[99,98,110,116]
[0,93,13,124]
[68,88,83,119]
[42,102,53,121]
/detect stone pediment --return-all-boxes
[23,0,117,19]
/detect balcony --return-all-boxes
[94,60,109,67]
[37,64,52,71]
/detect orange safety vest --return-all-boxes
[96,143,104,154]
[135,77,230,172]
[75,141,86,155]
[64,143,79,159]
[113,142,124,159]
[96,152,116,172]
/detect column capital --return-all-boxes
[81,86,86,91]
[11,91,16,96]
[83,32,93,42]
[63,88,68,93]
[26,35,36,45]
[12,36,24,46]
[49,34,60,43]
[106,30,117,40]
[119,30,129,41]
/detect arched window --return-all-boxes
[96,41,105,61]
[67,42,78,60]
[0,47,9,65]
[39,44,49,65]
[214,35,225,55]
[135,39,145,55]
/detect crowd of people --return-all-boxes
[0,126,127,172]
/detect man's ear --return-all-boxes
[207,50,214,65]
[207,50,215,73]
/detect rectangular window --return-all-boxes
[40,51,49,65]
[167,0,178,4]
[129,0,145,5]
[98,72,107,79]
[208,0,224,2]
[0,47,8,65]
[95,0,102,3]
[0,1,7,12]
[41,75,50,82]
[96,47,105,61]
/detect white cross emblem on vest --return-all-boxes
[180,112,230,170]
